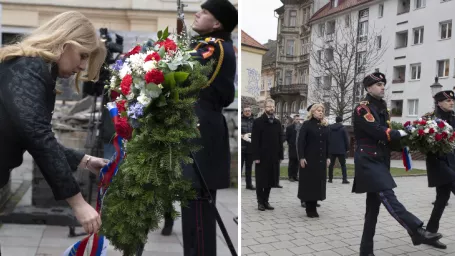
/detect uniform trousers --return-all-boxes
[427,182,455,233]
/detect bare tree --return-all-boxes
[309,17,387,121]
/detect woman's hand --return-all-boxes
[66,193,101,234]
[300,159,307,168]
[327,158,331,166]
[79,155,109,176]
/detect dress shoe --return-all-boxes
[342,180,350,184]
[246,185,255,190]
[306,211,315,218]
[328,179,333,183]
[294,177,299,181]
[264,202,274,210]
[289,177,295,182]
[313,211,319,218]
[161,219,174,236]
[424,240,447,249]
[301,202,306,208]
[275,184,283,188]
[258,203,265,211]
[316,203,321,207]
[411,227,442,245]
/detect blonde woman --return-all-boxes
[297,103,330,218]
[0,11,108,234]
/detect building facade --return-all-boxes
[259,39,276,114]
[308,0,455,123]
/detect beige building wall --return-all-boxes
[241,46,266,99]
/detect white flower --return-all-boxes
[127,92,135,100]
[119,65,132,79]
[137,93,151,106]
[126,53,147,74]
[110,76,117,89]
[157,84,163,89]
[424,128,429,133]
[143,60,157,72]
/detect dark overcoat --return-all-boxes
[251,113,283,188]
[286,123,298,159]
[297,118,330,201]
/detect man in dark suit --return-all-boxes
[241,106,255,190]
[423,90,455,249]
[251,99,284,211]
[328,116,350,184]
[286,114,300,182]
[353,72,443,256]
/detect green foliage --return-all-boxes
[101,62,213,256]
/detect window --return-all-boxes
[391,100,403,117]
[286,40,294,56]
[289,10,297,26]
[377,35,382,49]
[326,20,336,35]
[261,79,265,90]
[345,15,350,27]
[317,50,322,63]
[440,21,452,40]
[276,102,282,115]
[303,69,309,83]
[318,23,325,37]
[291,101,298,113]
[413,27,424,44]
[357,51,366,73]
[415,0,425,8]
[359,8,369,18]
[285,70,292,85]
[395,30,408,48]
[358,21,368,42]
[301,37,309,54]
[410,63,421,80]
[283,102,288,114]
[324,102,330,116]
[331,0,339,8]
[437,59,450,77]
[393,66,406,83]
[323,76,332,90]
[315,77,321,87]
[325,48,334,61]
[354,82,365,103]
[397,0,410,14]
[408,99,419,116]
[378,4,384,17]
[300,101,305,110]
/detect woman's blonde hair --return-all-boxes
[0,11,106,84]
[306,103,328,126]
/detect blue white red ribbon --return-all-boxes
[402,146,412,171]
[63,102,125,256]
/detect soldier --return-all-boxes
[182,0,237,255]
[422,90,455,249]
[241,106,255,190]
[353,72,443,256]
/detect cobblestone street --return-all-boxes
[242,177,455,256]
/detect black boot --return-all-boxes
[258,203,266,211]
[425,240,447,249]
[342,179,350,184]
[328,179,332,183]
[161,215,174,236]
[294,176,299,181]
[264,202,274,210]
[301,202,306,208]
[411,228,442,245]
[246,185,255,190]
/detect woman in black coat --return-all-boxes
[0,11,108,234]
[298,103,330,218]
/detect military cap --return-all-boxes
[434,90,455,102]
[363,72,387,89]
[201,0,238,33]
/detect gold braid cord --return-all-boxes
[205,40,224,87]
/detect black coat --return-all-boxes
[352,94,401,194]
[286,123,299,159]
[251,113,283,188]
[424,108,455,187]
[0,57,84,200]
[241,115,254,154]
[328,123,349,155]
[183,31,236,190]
[297,118,329,202]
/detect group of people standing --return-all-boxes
[242,71,455,255]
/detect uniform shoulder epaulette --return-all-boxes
[359,101,369,105]
[355,101,374,122]
[204,37,225,44]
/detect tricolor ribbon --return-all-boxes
[402,146,412,171]
[63,102,125,256]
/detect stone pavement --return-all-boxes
[0,152,238,256]
[242,177,455,256]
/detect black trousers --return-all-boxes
[305,201,317,213]
[182,189,217,256]
[288,157,299,179]
[241,152,253,187]
[328,154,347,180]
[360,190,423,254]
[256,187,271,204]
[427,182,455,233]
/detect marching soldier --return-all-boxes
[182,0,237,255]
[422,90,455,249]
[353,72,443,256]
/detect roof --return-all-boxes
[262,40,277,67]
[309,0,374,23]
[241,30,268,51]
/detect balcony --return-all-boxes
[278,54,308,63]
[281,26,299,33]
[270,83,308,97]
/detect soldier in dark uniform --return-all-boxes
[353,72,443,256]
[422,90,455,249]
[181,0,237,255]
[241,106,255,190]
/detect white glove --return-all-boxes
[398,130,408,137]
[242,133,251,142]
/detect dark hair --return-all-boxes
[336,116,343,123]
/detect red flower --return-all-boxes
[413,120,419,125]
[110,90,120,101]
[156,38,177,52]
[418,129,425,136]
[438,122,446,128]
[442,132,448,138]
[125,45,141,57]
[450,136,455,142]
[116,100,127,113]
[115,117,133,140]
[403,121,411,127]
[435,133,443,141]
[144,52,161,62]
[145,69,165,84]
[429,128,435,134]
[120,74,133,95]
[419,120,427,125]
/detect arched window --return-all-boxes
[299,101,305,111]
[283,102,288,115]
[291,101,298,113]
[276,102,282,116]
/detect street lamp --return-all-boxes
[430,77,443,97]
